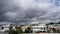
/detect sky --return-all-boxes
[0,0,60,24]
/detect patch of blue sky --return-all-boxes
[54,1,60,6]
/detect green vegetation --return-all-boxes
[9,27,24,34]
[9,26,32,34]
[24,27,32,33]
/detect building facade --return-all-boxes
[32,23,47,33]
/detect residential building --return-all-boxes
[0,24,10,32]
[32,23,47,33]
[20,24,30,32]
[47,23,60,33]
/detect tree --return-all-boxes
[49,22,54,25]
[58,21,60,24]
[9,30,18,34]
[24,27,32,33]
[52,28,56,33]
[9,26,23,34]
[16,27,23,33]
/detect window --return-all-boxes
[44,28,45,30]
[2,27,4,29]
[41,28,42,30]
[33,27,36,29]
[33,27,40,29]
[37,27,39,29]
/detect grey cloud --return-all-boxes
[0,0,60,24]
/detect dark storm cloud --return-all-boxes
[0,0,60,24]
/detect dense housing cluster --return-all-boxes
[0,22,60,34]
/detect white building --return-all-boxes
[32,23,47,33]
[0,24,10,32]
[0,22,14,32]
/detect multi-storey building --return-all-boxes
[32,23,47,33]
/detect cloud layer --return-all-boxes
[0,0,60,24]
